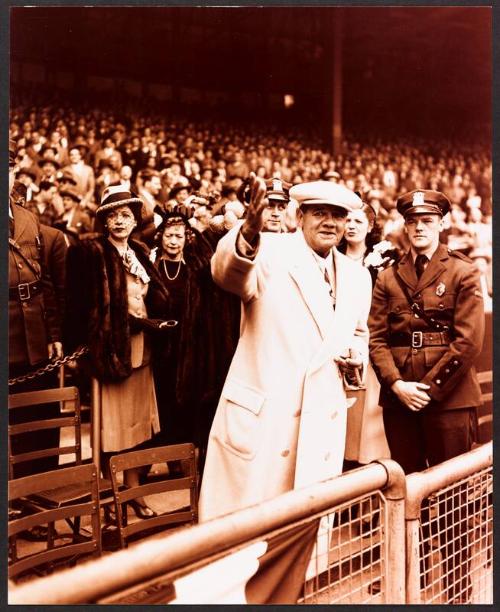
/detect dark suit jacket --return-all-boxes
[369,243,484,410]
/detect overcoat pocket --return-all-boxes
[219,380,266,460]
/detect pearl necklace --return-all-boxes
[347,252,365,262]
[162,258,182,281]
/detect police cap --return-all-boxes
[396,189,451,218]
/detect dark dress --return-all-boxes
[151,235,240,473]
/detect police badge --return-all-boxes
[436,282,446,297]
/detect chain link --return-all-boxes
[8,346,89,387]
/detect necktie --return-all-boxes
[415,254,428,279]
[324,268,336,310]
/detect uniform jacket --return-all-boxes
[369,243,484,410]
[64,235,170,383]
[199,225,372,521]
[9,204,60,367]
[40,224,68,325]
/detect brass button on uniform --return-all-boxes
[412,348,418,354]
[436,379,441,385]
[414,313,419,318]
[18,263,23,269]
[439,303,445,309]
[281,450,290,458]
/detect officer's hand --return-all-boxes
[240,172,268,244]
[48,341,63,360]
[391,380,431,411]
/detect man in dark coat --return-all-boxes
[369,189,485,604]
[8,139,63,482]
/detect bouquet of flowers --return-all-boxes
[363,240,399,272]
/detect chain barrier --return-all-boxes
[8,346,89,387]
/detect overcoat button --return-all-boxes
[436,379,441,385]
[414,313,419,318]
[281,450,290,458]
[439,303,444,309]
[18,263,23,269]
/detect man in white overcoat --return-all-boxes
[199,175,372,521]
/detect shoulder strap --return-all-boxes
[392,262,449,332]
[9,237,42,279]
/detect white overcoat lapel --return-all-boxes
[306,248,349,375]
[288,231,333,342]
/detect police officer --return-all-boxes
[369,189,485,603]
[9,138,63,482]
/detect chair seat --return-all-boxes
[30,478,114,508]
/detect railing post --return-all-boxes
[91,378,101,476]
[405,518,422,604]
[376,459,406,604]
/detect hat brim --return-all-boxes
[401,204,443,217]
[299,199,351,213]
[96,198,143,217]
[38,159,60,169]
[59,190,81,202]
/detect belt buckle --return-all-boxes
[412,331,423,349]
[18,283,30,301]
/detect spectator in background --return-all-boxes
[63,145,96,212]
[55,186,93,244]
[26,180,61,227]
[15,167,38,202]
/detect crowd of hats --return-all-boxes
[9,101,491,255]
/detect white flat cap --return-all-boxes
[290,181,363,212]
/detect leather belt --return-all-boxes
[9,281,42,302]
[388,330,453,348]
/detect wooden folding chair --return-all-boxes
[109,443,198,549]
[8,463,101,581]
[8,386,113,538]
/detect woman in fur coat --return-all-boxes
[150,212,240,476]
[65,185,171,520]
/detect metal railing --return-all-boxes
[405,442,493,605]
[9,459,406,605]
[9,444,492,605]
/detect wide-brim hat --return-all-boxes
[96,184,143,221]
[57,170,78,186]
[38,157,60,169]
[169,182,192,200]
[396,189,451,218]
[290,181,363,213]
[16,167,36,180]
[59,187,82,203]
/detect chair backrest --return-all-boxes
[8,463,101,580]
[8,386,82,479]
[109,443,198,549]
